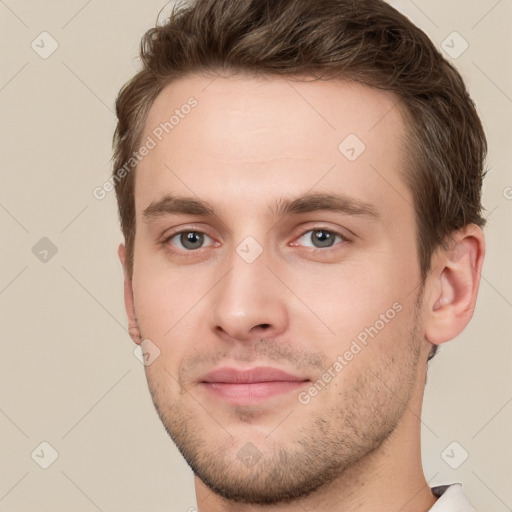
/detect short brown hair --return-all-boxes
[113,0,487,298]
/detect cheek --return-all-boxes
[131,261,215,369]
[285,257,405,340]
[132,257,203,331]
[132,275,172,336]
[318,300,418,401]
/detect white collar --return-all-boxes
[429,483,476,511]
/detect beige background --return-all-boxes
[0,0,511,510]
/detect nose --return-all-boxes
[210,243,288,343]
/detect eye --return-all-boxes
[165,231,215,251]
[295,229,346,249]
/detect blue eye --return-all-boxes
[163,227,347,257]
[167,231,214,251]
[297,229,346,249]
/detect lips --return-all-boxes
[198,366,310,404]
[200,366,307,384]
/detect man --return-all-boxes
[112,0,487,510]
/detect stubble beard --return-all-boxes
[144,313,423,506]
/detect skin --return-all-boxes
[118,74,485,511]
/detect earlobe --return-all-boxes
[424,225,485,346]
[118,243,142,345]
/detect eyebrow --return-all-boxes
[142,192,380,222]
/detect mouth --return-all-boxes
[198,366,310,404]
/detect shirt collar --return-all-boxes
[429,483,476,511]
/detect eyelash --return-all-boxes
[162,227,349,257]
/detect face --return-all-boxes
[125,74,430,504]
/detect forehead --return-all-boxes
[136,73,412,225]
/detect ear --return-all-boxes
[424,224,485,346]
[118,243,142,345]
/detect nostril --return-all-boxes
[259,323,271,329]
